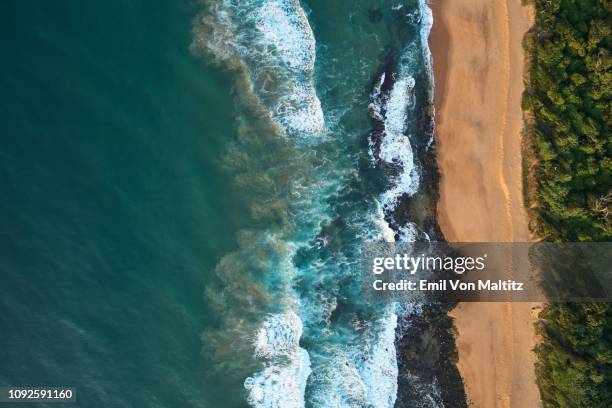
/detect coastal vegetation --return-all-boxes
[522,0,610,242]
[522,0,611,406]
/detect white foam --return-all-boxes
[253,311,302,359]
[255,1,316,72]
[369,70,420,212]
[379,130,417,203]
[418,0,435,148]
[304,309,399,408]
[245,311,312,408]
[368,72,386,123]
[384,76,415,135]
[372,201,396,243]
[193,0,324,139]
[398,222,419,242]
[252,0,324,136]
[359,308,399,408]
[376,1,434,206]
[274,82,324,136]
[418,0,434,85]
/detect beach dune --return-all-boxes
[429,0,540,407]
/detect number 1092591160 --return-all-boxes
[0,387,75,402]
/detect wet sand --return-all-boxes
[429,0,540,406]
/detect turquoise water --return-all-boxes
[1,0,436,407]
[194,0,436,406]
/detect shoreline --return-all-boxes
[429,0,540,407]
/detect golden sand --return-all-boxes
[429,0,541,406]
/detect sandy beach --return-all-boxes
[429,0,540,407]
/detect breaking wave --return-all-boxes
[195,1,438,407]
[245,312,311,407]
[368,52,424,211]
[192,0,324,139]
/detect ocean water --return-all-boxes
[1,1,246,406]
[1,0,435,407]
[194,0,436,406]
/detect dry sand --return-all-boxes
[429,0,541,407]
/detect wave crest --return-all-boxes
[192,0,324,139]
[245,312,311,408]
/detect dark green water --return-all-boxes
[1,1,246,406]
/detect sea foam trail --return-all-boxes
[418,0,434,91]
[369,66,421,243]
[378,74,419,211]
[192,0,324,140]
[360,2,437,403]
[194,3,323,400]
[303,310,398,408]
[418,0,435,148]
[244,312,311,408]
[359,308,399,408]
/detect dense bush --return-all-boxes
[536,303,612,407]
[523,1,611,407]
[525,0,610,242]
